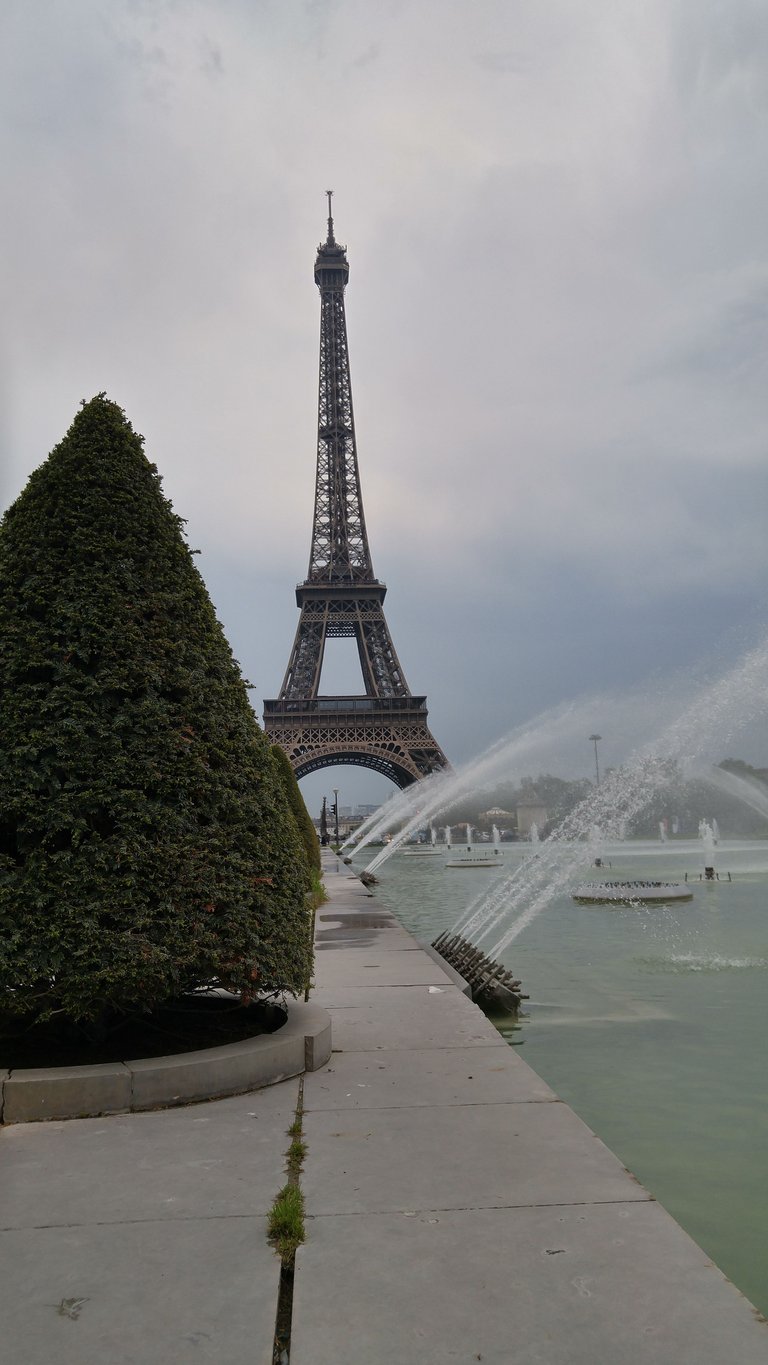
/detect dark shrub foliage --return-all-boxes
[0,395,311,1024]
[270,745,321,875]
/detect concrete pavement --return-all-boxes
[291,851,767,1364]
[2,847,766,1363]
[1,1081,296,1363]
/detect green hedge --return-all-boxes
[270,745,321,875]
[0,396,311,1024]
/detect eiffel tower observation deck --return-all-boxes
[264,196,449,789]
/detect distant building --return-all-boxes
[516,801,547,837]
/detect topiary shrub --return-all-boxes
[0,395,312,1027]
[270,744,321,877]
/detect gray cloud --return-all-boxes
[347,41,380,71]
[2,0,767,806]
[474,51,529,75]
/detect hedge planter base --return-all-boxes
[0,1001,331,1124]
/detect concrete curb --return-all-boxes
[0,1000,332,1124]
[418,939,472,997]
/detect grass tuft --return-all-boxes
[309,868,328,906]
[268,1183,305,1263]
[287,1137,307,1177]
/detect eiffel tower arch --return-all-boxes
[263,196,449,790]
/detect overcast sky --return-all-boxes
[2,0,766,812]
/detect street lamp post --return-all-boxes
[589,734,602,787]
[332,787,340,846]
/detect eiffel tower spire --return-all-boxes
[308,191,371,583]
[263,199,449,789]
[325,188,336,245]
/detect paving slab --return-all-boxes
[315,907,402,928]
[291,1202,768,1365]
[302,1098,650,1215]
[1,1217,279,1365]
[311,946,453,987]
[315,923,415,949]
[0,1083,298,1229]
[321,873,373,899]
[311,982,508,1050]
[303,1045,556,1110]
[316,919,411,938]
[0,1078,299,1362]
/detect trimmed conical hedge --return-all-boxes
[270,745,321,876]
[0,396,312,1024]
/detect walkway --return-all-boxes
[1,849,765,1363]
[292,851,766,1364]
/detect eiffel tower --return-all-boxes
[263,195,449,789]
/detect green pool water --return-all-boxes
[364,838,768,1315]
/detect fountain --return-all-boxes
[342,768,451,854]
[445,821,504,869]
[402,822,443,857]
[350,630,768,963]
[361,699,597,868]
[588,823,607,868]
[448,631,768,957]
[430,929,526,1012]
[362,637,768,876]
[702,764,768,825]
[699,820,717,879]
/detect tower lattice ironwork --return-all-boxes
[264,195,449,789]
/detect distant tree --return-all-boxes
[624,758,768,838]
[0,395,311,1027]
[719,758,768,787]
[270,744,321,876]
